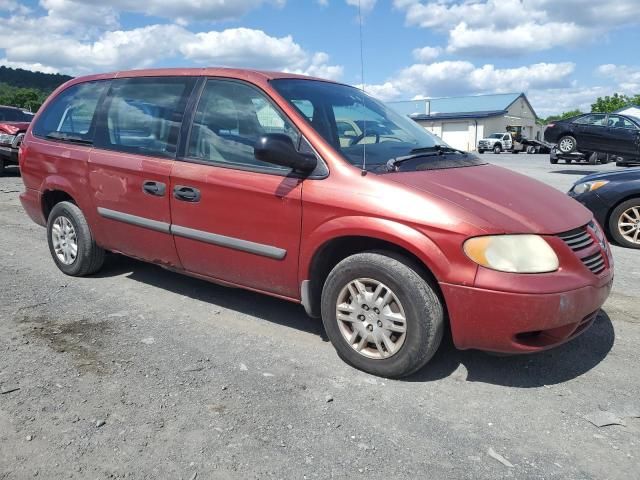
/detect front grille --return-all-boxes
[557,223,607,275]
[558,227,595,251]
[581,252,606,274]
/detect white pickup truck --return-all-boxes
[477,132,517,154]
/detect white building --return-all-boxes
[388,92,541,152]
[614,104,640,120]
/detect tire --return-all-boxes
[557,135,577,154]
[566,158,573,164]
[47,201,105,276]
[616,161,630,167]
[478,150,484,154]
[493,144,502,154]
[0,158,5,176]
[550,155,558,164]
[608,198,640,249]
[588,152,598,165]
[512,150,520,154]
[321,252,444,378]
[600,154,611,165]
[526,146,536,154]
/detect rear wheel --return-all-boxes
[321,252,443,378]
[557,135,577,154]
[609,198,640,249]
[47,201,105,276]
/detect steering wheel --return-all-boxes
[349,132,380,146]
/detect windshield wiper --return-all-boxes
[45,132,93,145]
[386,145,467,171]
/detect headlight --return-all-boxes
[463,235,559,273]
[572,180,609,195]
[0,133,15,145]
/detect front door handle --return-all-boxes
[143,180,166,196]
[174,185,201,202]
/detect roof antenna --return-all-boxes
[357,0,367,176]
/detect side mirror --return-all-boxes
[254,133,317,174]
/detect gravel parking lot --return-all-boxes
[1,155,639,479]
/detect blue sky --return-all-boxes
[1,0,640,116]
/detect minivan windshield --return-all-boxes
[271,79,482,172]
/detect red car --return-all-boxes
[18,69,613,378]
[0,105,33,175]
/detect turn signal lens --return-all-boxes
[572,180,609,195]
[464,235,559,273]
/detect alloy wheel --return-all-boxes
[618,206,640,245]
[335,278,407,359]
[51,216,78,265]
[559,137,575,153]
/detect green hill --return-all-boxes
[0,65,73,111]
[0,65,72,92]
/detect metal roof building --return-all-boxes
[388,92,541,152]
[613,104,640,120]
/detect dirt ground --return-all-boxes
[1,156,639,479]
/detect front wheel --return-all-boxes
[321,252,444,378]
[609,198,640,249]
[493,145,502,154]
[47,201,105,276]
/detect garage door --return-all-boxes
[441,122,469,151]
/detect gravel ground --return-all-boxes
[1,155,639,479]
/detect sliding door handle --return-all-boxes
[142,180,166,196]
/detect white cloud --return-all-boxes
[362,61,576,101]
[181,28,307,70]
[412,46,441,62]
[447,22,588,55]
[527,86,608,117]
[0,9,342,79]
[596,64,640,93]
[394,0,640,55]
[69,0,285,23]
[346,0,377,14]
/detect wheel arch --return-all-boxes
[605,194,640,234]
[41,189,77,221]
[300,219,452,318]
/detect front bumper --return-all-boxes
[441,277,613,353]
[568,191,610,229]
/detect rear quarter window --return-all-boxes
[32,81,110,141]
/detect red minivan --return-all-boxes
[19,68,613,377]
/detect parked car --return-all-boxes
[0,106,34,175]
[569,168,640,249]
[544,113,640,162]
[19,68,613,378]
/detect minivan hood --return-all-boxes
[386,164,591,234]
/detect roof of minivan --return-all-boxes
[67,67,336,85]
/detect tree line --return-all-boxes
[0,66,72,112]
